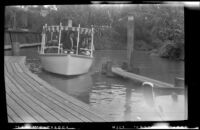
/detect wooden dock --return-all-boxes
[112,67,184,89]
[4,56,112,122]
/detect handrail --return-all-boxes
[5,29,40,34]
[44,46,59,49]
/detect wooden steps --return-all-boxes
[4,56,112,122]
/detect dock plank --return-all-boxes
[5,78,55,122]
[6,86,47,122]
[16,61,111,121]
[5,75,58,122]
[14,63,23,73]
[17,71,103,122]
[5,73,69,122]
[24,70,111,121]
[8,63,86,122]
[12,70,91,122]
[23,70,111,121]
[5,68,71,122]
[6,94,37,122]
[8,115,14,122]
[4,56,111,122]
[7,105,24,122]
[6,67,83,122]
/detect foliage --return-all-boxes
[158,40,181,59]
[135,40,153,51]
[5,4,184,59]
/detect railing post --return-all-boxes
[11,42,20,56]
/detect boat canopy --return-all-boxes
[40,22,94,57]
[44,25,93,35]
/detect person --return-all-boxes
[69,33,74,50]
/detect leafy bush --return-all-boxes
[135,40,152,51]
[158,40,181,59]
[151,38,164,48]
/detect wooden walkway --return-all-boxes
[4,56,111,123]
[112,67,184,89]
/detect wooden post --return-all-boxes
[106,61,113,77]
[11,32,20,56]
[11,42,20,56]
[12,11,16,30]
[127,15,134,71]
[174,77,184,87]
[101,62,107,75]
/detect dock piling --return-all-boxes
[11,42,20,56]
[106,61,114,77]
[101,61,115,77]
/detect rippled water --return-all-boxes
[5,48,186,121]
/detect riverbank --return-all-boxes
[94,35,184,61]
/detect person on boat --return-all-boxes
[69,33,74,50]
[79,37,91,56]
[78,38,86,55]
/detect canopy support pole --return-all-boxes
[91,26,94,57]
[41,24,47,54]
[76,24,80,55]
[58,23,62,54]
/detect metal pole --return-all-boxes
[91,26,94,57]
[51,31,53,41]
[58,23,62,54]
[76,24,80,55]
[41,24,47,54]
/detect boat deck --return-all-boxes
[4,56,111,122]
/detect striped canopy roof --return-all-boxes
[43,25,93,35]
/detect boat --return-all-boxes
[39,20,95,75]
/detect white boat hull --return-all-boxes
[40,54,93,75]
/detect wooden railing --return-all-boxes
[4,29,41,50]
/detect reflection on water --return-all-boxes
[5,48,186,121]
[39,71,93,104]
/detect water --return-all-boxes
[5,48,186,121]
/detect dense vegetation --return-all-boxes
[5,4,184,60]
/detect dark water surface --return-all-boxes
[5,47,186,121]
